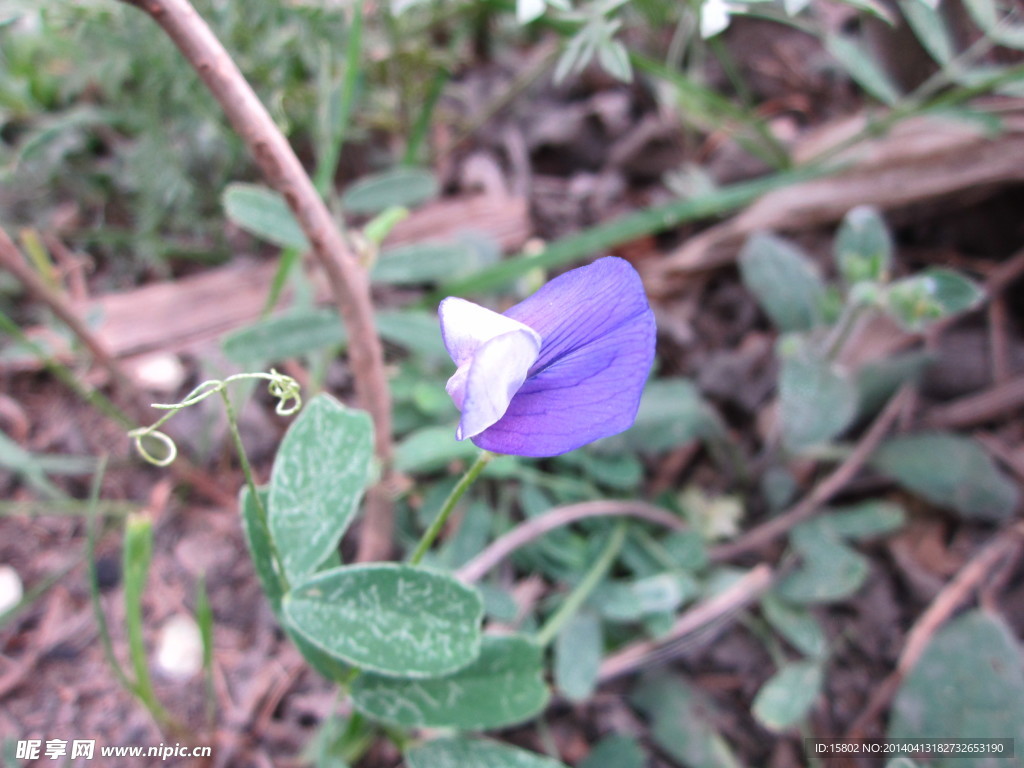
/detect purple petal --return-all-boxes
[471,257,655,456]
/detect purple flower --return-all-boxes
[438,256,656,457]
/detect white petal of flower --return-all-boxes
[439,297,541,366]
[454,328,541,439]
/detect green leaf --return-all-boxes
[341,168,438,215]
[631,673,740,768]
[592,379,713,455]
[222,309,347,365]
[740,233,827,332]
[554,611,602,702]
[371,241,480,285]
[826,34,901,105]
[406,738,569,768]
[352,634,547,728]
[900,0,954,64]
[779,351,858,452]
[376,309,448,361]
[239,486,285,612]
[817,501,906,541]
[579,736,646,768]
[222,183,308,250]
[777,523,869,604]
[284,564,483,677]
[855,351,932,418]
[834,205,892,285]
[269,394,373,583]
[595,573,697,622]
[889,611,1024,754]
[884,269,984,331]
[394,425,480,473]
[870,433,1018,521]
[752,661,823,732]
[761,593,827,657]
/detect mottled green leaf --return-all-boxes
[871,433,1018,521]
[406,738,568,768]
[284,564,483,677]
[352,634,546,728]
[752,661,823,731]
[555,611,601,702]
[342,168,438,214]
[269,394,373,583]
[740,233,827,332]
[889,611,1024,759]
[222,183,308,249]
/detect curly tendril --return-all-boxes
[129,370,302,467]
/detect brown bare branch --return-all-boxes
[710,386,913,562]
[847,523,1024,737]
[456,501,687,584]
[116,0,394,558]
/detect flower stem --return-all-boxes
[535,522,627,648]
[408,450,495,566]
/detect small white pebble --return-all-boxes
[156,614,204,680]
[130,353,187,392]
[0,565,24,615]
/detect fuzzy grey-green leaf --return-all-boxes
[889,610,1024,759]
[341,168,438,214]
[269,394,373,583]
[351,633,546,727]
[284,564,483,678]
[871,433,1018,521]
[406,738,569,768]
[222,183,308,250]
[752,661,823,731]
[740,233,828,332]
[780,353,857,452]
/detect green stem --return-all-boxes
[535,522,626,648]
[409,450,494,565]
[219,388,289,592]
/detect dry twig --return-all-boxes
[456,501,687,584]
[710,387,913,562]
[116,0,394,559]
[847,523,1024,737]
[598,564,773,682]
